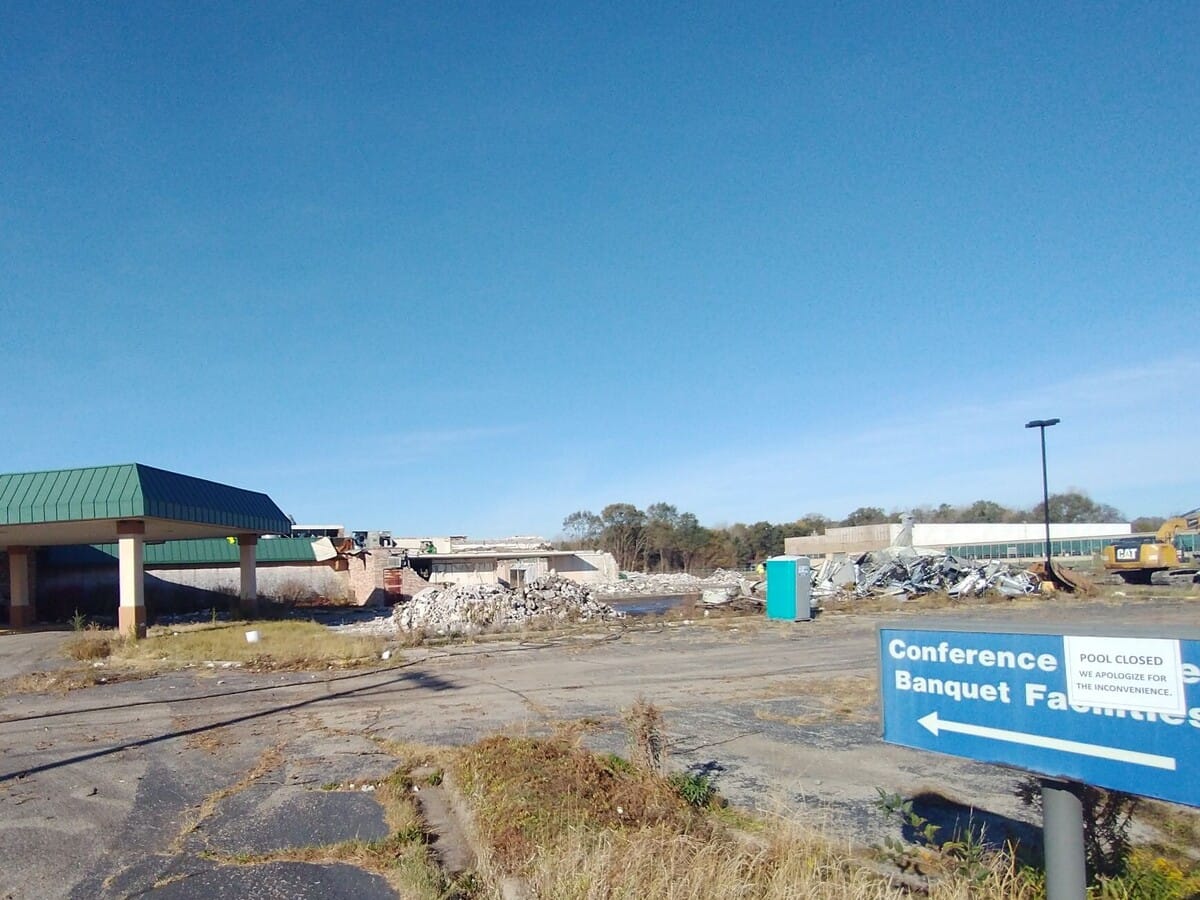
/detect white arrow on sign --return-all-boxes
[918,711,1176,771]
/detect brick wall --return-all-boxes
[347,552,389,607]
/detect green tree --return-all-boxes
[674,512,710,573]
[699,529,738,570]
[781,514,829,537]
[644,502,680,571]
[745,521,783,562]
[561,510,603,546]
[1029,491,1124,524]
[840,506,888,527]
[960,500,1010,523]
[725,523,754,568]
[600,503,647,571]
[1130,516,1165,534]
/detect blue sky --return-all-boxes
[2,2,1197,536]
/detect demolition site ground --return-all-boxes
[1,591,1198,898]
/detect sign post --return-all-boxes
[1041,780,1086,899]
[879,623,1200,897]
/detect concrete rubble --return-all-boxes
[392,574,624,636]
[595,568,750,598]
[814,548,1040,600]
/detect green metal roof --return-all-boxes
[0,464,290,534]
[40,537,319,567]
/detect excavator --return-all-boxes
[1103,508,1200,584]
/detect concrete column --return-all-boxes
[7,546,34,628]
[117,520,146,638]
[238,535,258,614]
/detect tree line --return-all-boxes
[560,492,1159,573]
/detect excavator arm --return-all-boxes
[1155,508,1200,542]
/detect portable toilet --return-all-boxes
[765,555,813,621]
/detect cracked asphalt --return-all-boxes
[1,595,1195,899]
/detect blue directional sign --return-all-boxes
[879,625,1200,808]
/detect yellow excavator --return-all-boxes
[1103,508,1200,584]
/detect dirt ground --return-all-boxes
[1,592,1197,899]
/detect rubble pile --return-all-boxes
[814,549,1040,600]
[392,574,623,635]
[597,568,747,597]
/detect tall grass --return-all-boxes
[518,813,1047,900]
[455,734,1045,900]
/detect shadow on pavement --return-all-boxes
[904,789,1042,862]
[0,665,456,783]
[1,661,433,725]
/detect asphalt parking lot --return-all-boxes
[1,594,1196,899]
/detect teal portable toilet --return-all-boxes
[765,556,813,621]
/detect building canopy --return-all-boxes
[0,463,291,548]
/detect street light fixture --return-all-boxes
[1025,418,1061,579]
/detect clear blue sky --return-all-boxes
[3,2,1197,536]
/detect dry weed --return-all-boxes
[454,734,707,873]
[64,634,112,660]
[523,816,1041,900]
[624,696,667,773]
[456,733,1045,900]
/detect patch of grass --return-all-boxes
[1096,848,1200,899]
[453,734,709,873]
[108,620,387,671]
[669,771,718,808]
[1135,799,1200,867]
[64,634,112,660]
[600,752,636,776]
[463,748,1040,900]
[454,727,1049,899]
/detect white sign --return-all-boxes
[1064,636,1185,715]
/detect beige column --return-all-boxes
[117,520,147,638]
[7,546,33,628]
[238,535,258,614]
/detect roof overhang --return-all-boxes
[0,517,279,548]
[0,463,291,550]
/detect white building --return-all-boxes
[784,521,1131,559]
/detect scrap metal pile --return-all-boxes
[393,573,624,636]
[813,548,1040,600]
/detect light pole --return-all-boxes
[1025,418,1060,578]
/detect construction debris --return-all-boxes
[596,568,749,598]
[813,548,1041,600]
[392,574,623,635]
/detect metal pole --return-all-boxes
[1041,778,1087,899]
[1040,425,1052,574]
[1025,418,1060,577]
